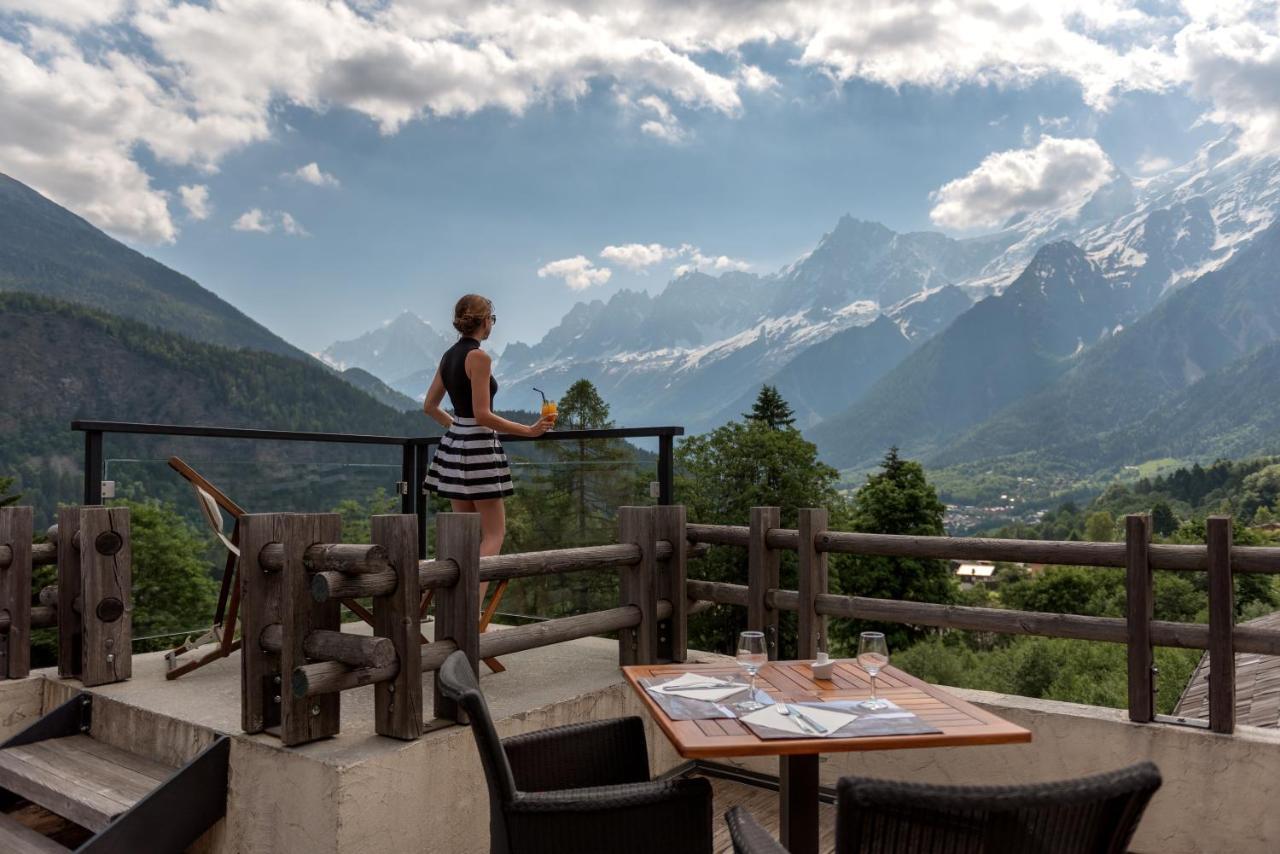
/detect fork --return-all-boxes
[775,703,818,735]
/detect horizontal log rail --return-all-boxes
[310,540,707,603]
[258,542,391,574]
[0,607,56,633]
[260,625,396,669]
[686,524,1280,574]
[294,600,681,699]
[684,580,1280,657]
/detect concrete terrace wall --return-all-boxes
[1,654,1277,852]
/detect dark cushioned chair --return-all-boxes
[726,762,1162,854]
[437,650,713,854]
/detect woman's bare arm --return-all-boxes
[466,350,554,437]
[422,368,452,429]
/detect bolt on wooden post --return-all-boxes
[653,505,687,663]
[55,506,131,687]
[434,513,481,722]
[1125,513,1154,723]
[0,506,33,679]
[241,512,344,745]
[748,507,781,659]
[797,507,829,660]
[1207,516,1235,734]
[618,506,659,666]
[371,514,422,740]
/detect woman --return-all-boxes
[422,294,555,601]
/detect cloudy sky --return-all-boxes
[1,1,1277,352]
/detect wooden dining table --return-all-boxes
[623,659,1032,854]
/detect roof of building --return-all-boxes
[954,563,995,577]
[1173,610,1280,728]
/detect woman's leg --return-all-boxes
[472,498,506,608]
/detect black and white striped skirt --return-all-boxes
[424,417,515,501]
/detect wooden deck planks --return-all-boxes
[0,810,68,853]
[0,736,176,832]
[700,773,836,854]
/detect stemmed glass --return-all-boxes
[734,631,767,712]
[857,632,889,710]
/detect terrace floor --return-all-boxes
[696,771,836,854]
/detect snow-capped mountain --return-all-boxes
[495,137,1279,433]
[318,311,453,397]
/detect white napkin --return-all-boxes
[648,673,748,703]
[741,703,858,736]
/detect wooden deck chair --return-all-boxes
[163,457,397,680]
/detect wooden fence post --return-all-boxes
[435,513,481,721]
[797,507,829,660]
[1207,516,1235,734]
[1125,513,1154,723]
[78,506,132,687]
[619,507,659,666]
[281,514,343,746]
[653,505,687,663]
[240,513,282,734]
[748,507,781,660]
[371,514,422,740]
[56,506,83,678]
[0,507,32,679]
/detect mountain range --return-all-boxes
[464,138,1280,447]
[6,131,1280,515]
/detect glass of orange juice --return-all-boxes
[541,399,557,420]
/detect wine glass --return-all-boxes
[857,632,889,710]
[734,631,767,712]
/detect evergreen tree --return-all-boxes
[678,419,846,656]
[552,379,633,542]
[0,475,19,508]
[744,385,796,430]
[1151,501,1179,537]
[1085,510,1116,542]
[829,448,955,652]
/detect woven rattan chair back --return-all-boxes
[835,762,1162,854]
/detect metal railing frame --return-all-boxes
[71,420,682,557]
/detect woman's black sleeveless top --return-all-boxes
[440,337,497,417]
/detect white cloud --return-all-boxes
[600,243,678,271]
[673,244,752,276]
[620,93,688,143]
[232,208,273,233]
[3,0,1280,244]
[232,208,309,236]
[1135,152,1174,174]
[280,211,310,237]
[0,0,127,28]
[929,136,1117,231]
[537,256,613,290]
[736,63,778,93]
[287,162,340,187]
[178,184,211,220]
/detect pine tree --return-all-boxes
[0,475,19,508]
[744,385,796,430]
[829,448,955,652]
[1151,501,1179,537]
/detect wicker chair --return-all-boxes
[725,762,1162,854]
[437,650,714,854]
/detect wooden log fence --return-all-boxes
[0,506,133,686]
[238,505,692,746]
[683,506,1280,735]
